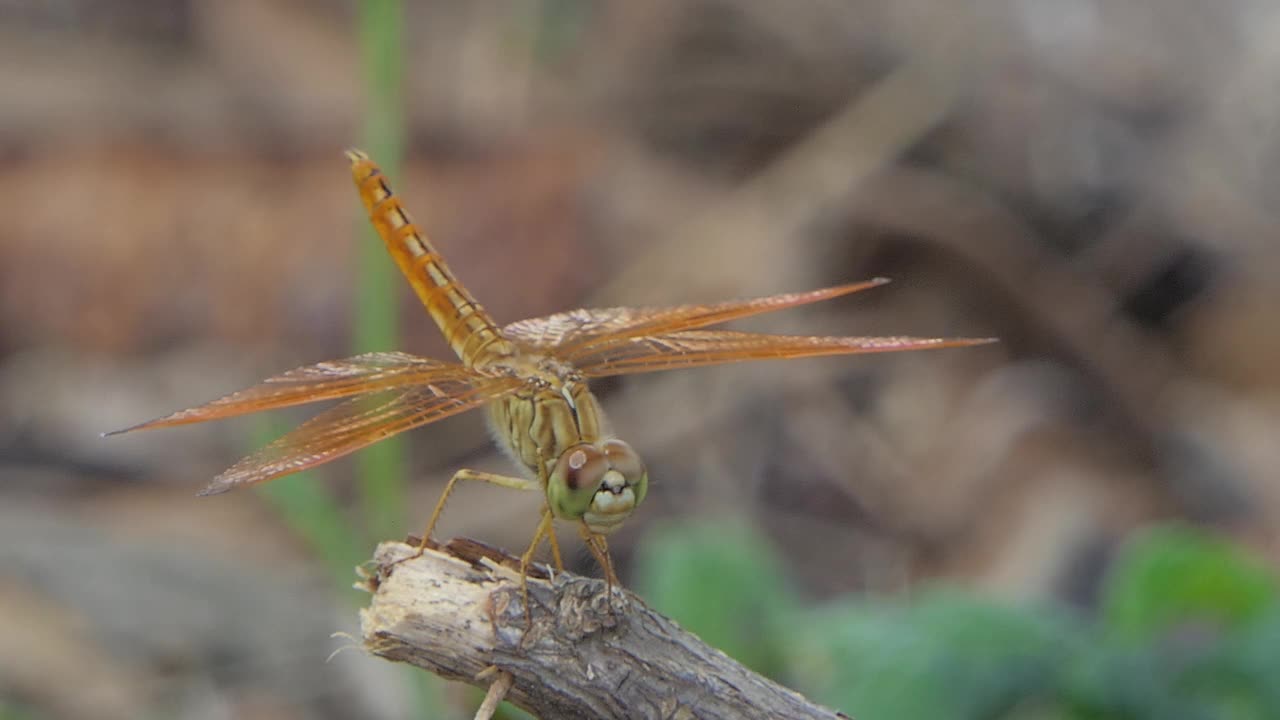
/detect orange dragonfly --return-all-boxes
[110,150,993,588]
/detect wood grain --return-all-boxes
[358,540,848,720]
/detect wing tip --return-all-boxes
[830,277,892,297]
[196,482,233,497]
[102,420,155,437]
[858,335,1000,352]
[922,336,999,350]
[102,411,199,436]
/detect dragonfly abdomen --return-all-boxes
[347,150,515,365]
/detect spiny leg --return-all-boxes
[518,508,556,638]
[410,468,539,558]
[546,521,564,574]
[519,508,554,574]
[591,533,624,617]
[578,523,620,594]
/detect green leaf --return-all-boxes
[1063,642,1213,720]
[633,519,799,677]
[1183,608,1280,719]
[1101,526,1279,643]
[791,591,1074,720]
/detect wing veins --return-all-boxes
[573,330,996,377]
[107,352,483,434]
[199,376,524,494]
[502,280,891,359]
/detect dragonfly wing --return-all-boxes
[572,330,996,377]
[503,306,644,348]
[107,352,480,434]
[199,375,524,495]
[502,280,892,358]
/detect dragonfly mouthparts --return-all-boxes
[601,470,627,493]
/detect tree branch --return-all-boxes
[358,539,849,720]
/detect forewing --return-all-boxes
[198,375,524,495]
[503,306,646,348]
[107,352,475,434]
[572,330,996,377]
[502,280,891,358]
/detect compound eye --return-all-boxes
[561,444,608,491]
[548,444,608,520]
[603,439,645,483]
[603,438,647,509]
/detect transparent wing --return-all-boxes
[107,352,479,434]
[198,375,524,495]
[571,330,996,377]
[502,280,891,359]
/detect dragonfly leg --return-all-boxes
[578,523,619,593]
[411,468,539,557]
[546,521,564,574]
[517,508,555,642]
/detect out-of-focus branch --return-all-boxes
[358,540,848,720]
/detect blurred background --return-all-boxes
[3,1,1280,718]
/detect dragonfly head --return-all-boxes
[547,439,647,535]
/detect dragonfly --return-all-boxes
[109,149,994,594]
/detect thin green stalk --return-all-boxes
[250,418,365,590]
[356,0,408,543]
[355,4,444,712]
[247,0,409,599]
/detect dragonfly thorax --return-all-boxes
[485,373,648,533]
[485,372,597,470]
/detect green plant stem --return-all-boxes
[356,2,444,715]
[355,0,407,543]
[249,418,365,591]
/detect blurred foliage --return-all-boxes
[1101,526,1279,644]
[634,519,801,677]
[0,703,37,720]
[635,521,1280,720]
[794,592,1071,719]
[252,431,367,588]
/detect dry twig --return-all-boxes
[358,540,847,720]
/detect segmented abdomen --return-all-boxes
[347,150,514,366]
